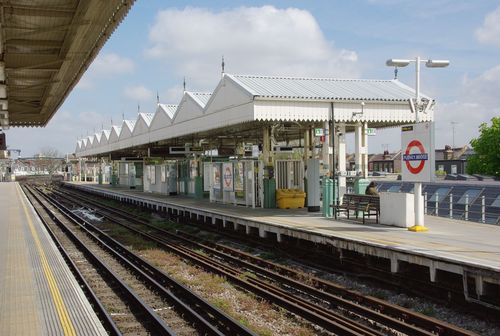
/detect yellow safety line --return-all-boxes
[16,185,76,336]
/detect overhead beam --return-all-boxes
[5,58,64,70]
[3,5,75,17]
[5,39,63,48]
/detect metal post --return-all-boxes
[435,192,439,216]
[449,193,453,219]
[481,195,485,223]
[424,192,427,214]
[412,56,425,229]
[465,194,469,221]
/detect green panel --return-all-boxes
[134,162,143,178]
[322,177,333,217]
[263,178,276,208]
[194,176,203,199]
[354,178,370,194]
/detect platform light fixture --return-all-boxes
[386,56,450,123]
[386,56,450,232]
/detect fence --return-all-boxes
[424,192,499,225]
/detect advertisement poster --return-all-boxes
[161,166,166,183]
[234,162,244,192]
[222,162,233,191]
[213,163,221,189]
[150,165,156,184]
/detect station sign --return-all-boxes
[401,122,435,182]
[365,128,376,136]
[144,157,163,165]
[314,128,324,137]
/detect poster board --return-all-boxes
[234,161,244,192]
[212,163,221,190]
[222,162,233,191]
[150,165,156,184]
[161,165,166,183]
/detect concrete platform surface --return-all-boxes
[0,182,107,336]
[69,182,500,272]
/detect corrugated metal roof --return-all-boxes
[227,74,430,102]
[123,120,136,132]
[101,130,111,141]
[139,113,154,126]
[158,104,178,119]
[189,92,212,107]
[2,0,136,128]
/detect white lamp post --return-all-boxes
[386,56,449,230]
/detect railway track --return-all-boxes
[23,185,255,336]
[53,185,478,336]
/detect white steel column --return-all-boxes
[337,124,346,173]
[354,123,362,175]
[263,127,270,165]
[322,121,329,170]
[304,128,310,162]
[362,122,369,178]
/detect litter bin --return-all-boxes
[276,189,306,209]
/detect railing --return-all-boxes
[424,192,498,225]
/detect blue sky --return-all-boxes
[6,0,500,156]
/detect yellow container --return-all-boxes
[276,189,306,209]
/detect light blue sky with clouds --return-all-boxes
[6,0,500,156]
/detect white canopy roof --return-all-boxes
[76,73,434,157]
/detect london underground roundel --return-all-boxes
[403,140,428,174]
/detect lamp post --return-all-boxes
[386,56,449,230]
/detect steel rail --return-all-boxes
[22,185,122,336]
[59,185,478,336]
[37,186,256,336]
[23,185,175,336]
[53,188,392,336]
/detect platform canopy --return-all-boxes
[0,0,135,128]
[76,73,434,158]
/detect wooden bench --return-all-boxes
[333,194,380,224]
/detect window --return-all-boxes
[438,165,444,171]
[457,189,481,205]
[387,185,401,192]
[491,195,500,208]
[429,187,451,202]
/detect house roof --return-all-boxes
[227,74,430,102]
[435,146,471,160]
[369,150,402,162]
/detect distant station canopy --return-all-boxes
[0,0,136,129]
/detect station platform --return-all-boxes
[0,182,107,336]
[65,181,500,307]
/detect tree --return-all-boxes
[37,146,64,175]
[466,117,500,178]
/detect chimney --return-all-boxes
[444,145,453,160]
[383,150,391,160]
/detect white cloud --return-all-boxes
[434,64,500,148]
[146,6,358,90]
[92,53,134,75]
[124,85,154,102]
[476,6,500,47]
[77,53,135,89]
